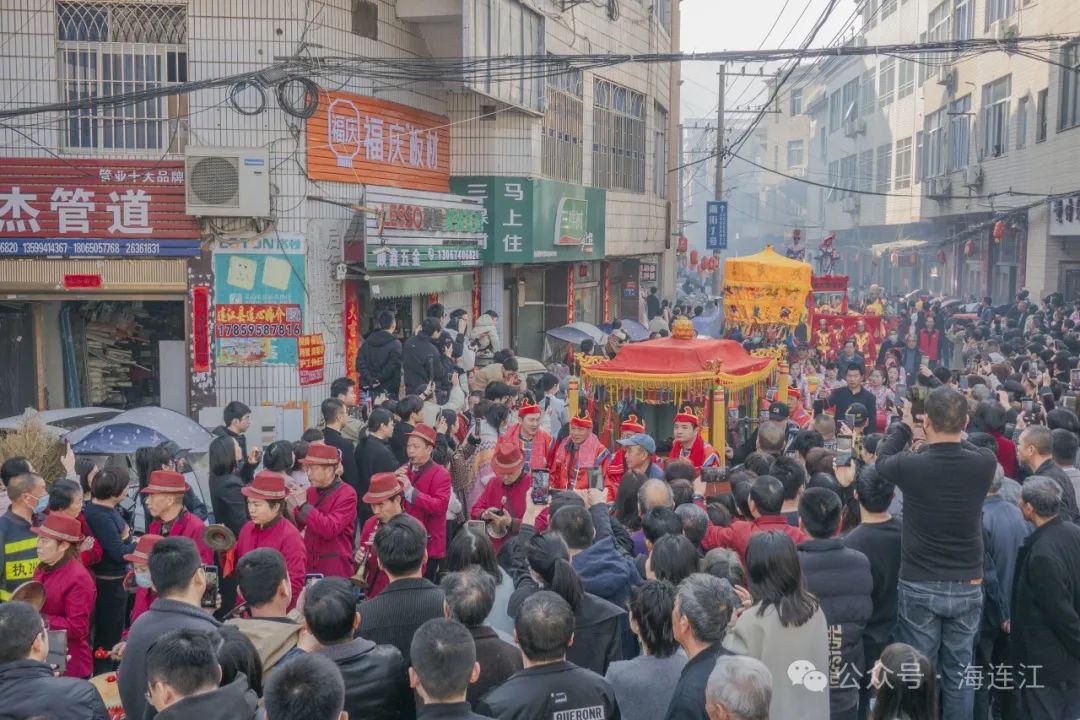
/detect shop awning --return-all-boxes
[871,238,927,256]
[367,272,472,299]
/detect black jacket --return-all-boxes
[0,659,109,720]
[357,329,403,397]
[418,703,493,720]
[435,353,456,405]
[1009,515,1080,686]
[156,675,259,720]
[357,577,445,665]
[402,332,443,396]
[324,427,361,497]
[467,625,523,707]
[664,643,733,720]
[798,538,873,714]
[118,599,223,720]
[318,637,411,720]
[212,426,258,483]
[1033,459,1080,523]
[209,472,248,537]
[355,432,400,523]
[477,660,620,720]
[391,421,414,466]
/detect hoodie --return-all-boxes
[572,536,642,610]
[471,314,500,355]
[356,329,403,395]
[227,615,302,673]
[156,675,259,720]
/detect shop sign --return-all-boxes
[62,274,102,290]
[344,282,361,387]
[0,158,200,257]
[640,262,658,282]
[381,203,484,234]
[191,285,212,374]
[451,176,606,263]
[1050,194,1080,236]
[363,187,486,271]
[368,244,481,269]
[213,234,307,367]
[306,89,451,192]
[705,201,728,250]
[298,334,325,386]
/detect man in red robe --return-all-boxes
[500,398,553,476]
[399,424,451,579]
[293,442,358,578]
[550,413,611,493]
[143,470,213,564]
[668,407,720,473]
[787,389,813,430]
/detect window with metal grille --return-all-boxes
[842,78,860,123]
[653,102,668,197]
[1059,41,1080,131]
[927,2,951,81]
[980,75,1011,159]
[351,0,378,40]
[875,143,892,193]
[881,0,897,20]
[859,149,874,192]
[949,94,971,170]
[840,154,857,196]
[790,89,802,116]
[863,0,878,29]
[592,79,646,193]
[878,59,895,108]
[1036,88,1048,142]
[894,136,912,189]
[542,68,583,183]
[953,0,973,41]
[984,0,1015,30]
[829,92,842,132]
[656,0,672,33]
[57,1,188,154]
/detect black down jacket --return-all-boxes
[356,329,403,396]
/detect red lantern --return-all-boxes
[993,220,1005,241]
[690,249,699,266]
[937,249,947,265]
[890,252,899,266]
[963,239,975,257]
[678,236,689,253]
[910,251,919,264]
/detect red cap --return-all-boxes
[490,439,525,475]
[140,470,189,495]
[407,424,437,446]
[674,406,700,426]
[32,513,84,544]
[570,414,592,430]
[300,443,340,466]
[123,534,165,564]
[363,472,404,504]
[620,414,645,434]
[242,471,289,501]
[787,388,803,400]
[518,399,541,417]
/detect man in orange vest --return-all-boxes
[667,407,720,473]
[500,398,553,476]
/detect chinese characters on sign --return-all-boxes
[0,159,198,253]
[640,262,658,282]
[380,203,485,234]
[369,244,481,270]
[1050,193,1080,236]
[705,200,728,250]
[361,188,487,272]
[298,334,326,386]
[307,89,451,192]
[214,304,303,338]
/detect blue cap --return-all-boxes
[617,433,656,455]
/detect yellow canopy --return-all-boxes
[723,245,812,330]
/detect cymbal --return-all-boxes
[10,580,45,611]
[202,524,237,552]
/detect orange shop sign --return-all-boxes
[306,89,450,192]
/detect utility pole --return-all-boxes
[713,63,725,296]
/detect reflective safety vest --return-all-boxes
[0,511,38,601]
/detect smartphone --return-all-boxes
[47,630,67,675]
[530,469,551,505]
[467,519,486,535]
[836,436,854,467]
[586,467,605,492]
[888,414,902,427]
[1071,369,1080,391]
[960,376,969,390]
[1022,399,1035,413]
[201,565,219,608]
[304,573,324,590]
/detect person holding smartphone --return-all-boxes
[471,440,528,553]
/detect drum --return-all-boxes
[90,672,124,719]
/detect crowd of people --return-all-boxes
[0,290,1079,720]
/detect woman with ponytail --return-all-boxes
[508,531,626,674]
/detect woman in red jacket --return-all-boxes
[32,513,97,678]
[399,424,452,580]
[45,478,102,568]
[109,533,165,662]
[292,443,357,577]
[354,472,406,598]
[235,472,306,610]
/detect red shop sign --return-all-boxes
[298,333,326,386]
[0,158,199,239]
[191,285,211,373]
[62,274,102,289]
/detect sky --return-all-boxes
[680,0,859,130]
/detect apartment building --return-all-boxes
[0,0,678,419]
[752,0,1080,303]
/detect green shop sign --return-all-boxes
[367,243,482,270]
[450,177,606,263]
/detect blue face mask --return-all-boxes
[134,571,153,590]
[33,494,49,515]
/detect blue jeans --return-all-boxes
[896,579,983,720]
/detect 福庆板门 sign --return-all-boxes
[705,201,728,250]
[0,158,201,257]
[213,235,306,367]
[306,89,451,193]
[363,187,486,271]
[450,177,606,263]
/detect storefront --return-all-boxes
[450,176,606,361]
[605,256,657,323]
[306,89,481,352]
[0,158,200,416]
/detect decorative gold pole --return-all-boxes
[777,361,790,404]
[568,378,580,419]
[711,386,726,463]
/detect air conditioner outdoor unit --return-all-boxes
[924,177,950,198]
[990,20,1018,40]
[185,147,271,217]
[962,164,983,188]
[843,118,866,138]
[842,196,860,213]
